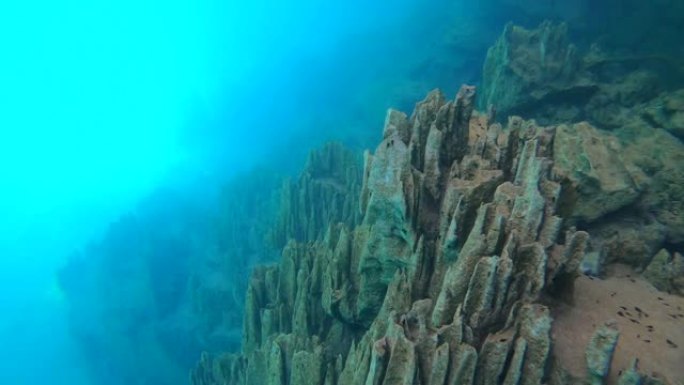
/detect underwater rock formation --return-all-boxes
[191,86,677,385]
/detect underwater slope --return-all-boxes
[191,84,683,385]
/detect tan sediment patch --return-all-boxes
[551,264,684,385]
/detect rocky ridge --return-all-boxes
[191,85,676,385]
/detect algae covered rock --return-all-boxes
[585,323,620,385]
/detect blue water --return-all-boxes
[0,1,449,383]
[1,0,682,384]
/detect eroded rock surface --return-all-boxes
[191,86,676,385]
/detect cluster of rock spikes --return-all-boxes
[191,86,660,385]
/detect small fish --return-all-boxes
[618,311,625,317]
[666,339,678,348]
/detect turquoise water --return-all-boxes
[1,0,682,384]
